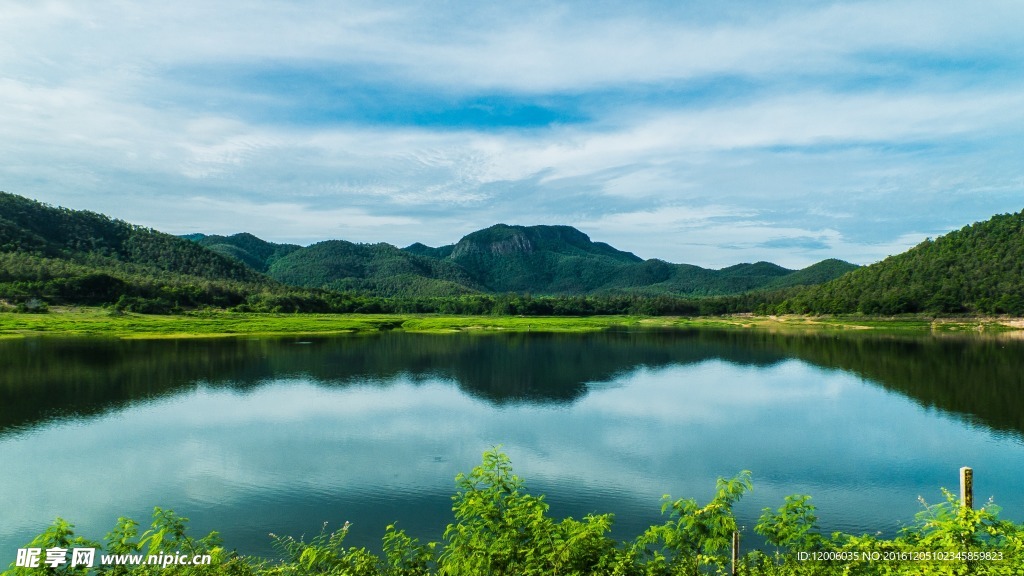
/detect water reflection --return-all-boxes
[1,330,1022,559]
[3,331,1024,437]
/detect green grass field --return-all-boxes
[1,307,1021,339]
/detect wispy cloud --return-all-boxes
[1,0,1022,267]
[170,197,420,244]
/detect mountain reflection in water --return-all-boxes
[3,330,1023,438]
[1,329,1022,559]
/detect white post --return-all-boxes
[960,466,973,509]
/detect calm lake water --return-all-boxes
[2,329,1023,560]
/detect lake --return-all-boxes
[2,329,1023,560]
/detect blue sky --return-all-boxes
[2,0,1023,268]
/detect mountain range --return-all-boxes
[187,223,858,298]
[3,190,1023,316]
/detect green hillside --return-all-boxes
[0,193,257,281]
[403,241,455,259]
[441,224,642,293]
[0,192,276,311]
[407,224,856,296]
[781,211,1024,315]
[191,232,302,272]
[183,222,857,298]
[4,189,1022,316]
[764,258,861,290]
[625,261,797,296]
[267,240,481,297]
[0,191,860,312]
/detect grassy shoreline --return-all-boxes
[1,307,1023,339]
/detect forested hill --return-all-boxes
[0,192,259,282]
[188,223,858,297]
[187,232,301,273]
[400,224,859,296]
[190,233,483,298]
[5,190,1024,316]
[779,210,1024,315]
[0,191,277,311]
[428,224,644,293]
[0,191,859,311]
[264,240,483,298]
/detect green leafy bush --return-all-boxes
[7,451,1022,576]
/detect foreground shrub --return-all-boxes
[7,450,1023,575]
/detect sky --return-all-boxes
[2,0,1023,268]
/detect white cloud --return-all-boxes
[1,0,1023,265]
[578,205,756,232]
[6,1,1022,91]
[168,197,420,243]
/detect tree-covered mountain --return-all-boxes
[779,211,1024,315]
[182,221,857,298]
[0,191,280,311]
[400,224,857,296]
[0,192,260,282]
[403,242,455,260]
[266,240,481,298]
[189,232,302,273]
[0,191,859,312]
[436,224,643,293]
[188,232,482,297]
[9,191,1024,317]
[764,258,861,290]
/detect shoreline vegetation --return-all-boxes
[5,192,1024,323]
[8,449,1023,576]
[1,307,1023,340]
